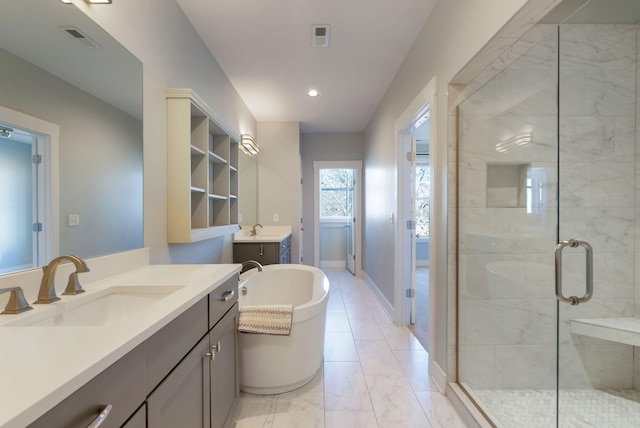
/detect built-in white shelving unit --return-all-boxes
[166,88,240,243]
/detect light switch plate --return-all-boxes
[68,214,80,227]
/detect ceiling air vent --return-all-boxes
[60,26,101,48]
[312,25,330,47]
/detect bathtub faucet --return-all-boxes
[242,260,263,272]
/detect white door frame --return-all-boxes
[0,105,59,265]
[393,77,437,358]
[313,161,362,275]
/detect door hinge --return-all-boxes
[407,151,416,161]
[32,154,42,164]
[406,288,415,298]
[33,222,43,232]
[406,220,416,230]
[353,217,356,223]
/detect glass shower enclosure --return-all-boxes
[457,0,640,425]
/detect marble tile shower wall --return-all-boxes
[457,24,639,391]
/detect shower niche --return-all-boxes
[486,163,547,211]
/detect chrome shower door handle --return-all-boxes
[554,238,594,305]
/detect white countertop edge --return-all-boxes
[233,226,292,243]
[0,264,241,428]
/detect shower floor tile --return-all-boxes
[474,389,640,427]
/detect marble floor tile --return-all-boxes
[326,294,346,312]
[325,311,351,332]
[355,340,404,375]
[349,316,386,340]
[272,390,324,428]
[325,411,379,428]
[393,349,436,392]
[345,301,376,319]
[365,374,432,427]
[415,391,470,428]
[369,305,394,326]
[381,324,424,350]
[324,361,373,411]
[233,268,467,428]
[324,331,359,361]
[233,393,277,428]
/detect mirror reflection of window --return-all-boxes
[526,167,547,214]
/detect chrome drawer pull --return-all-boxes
[87,404,112,428]
[219,290,235,302]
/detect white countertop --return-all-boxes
[0,264,240,428]
[233,225,292,243]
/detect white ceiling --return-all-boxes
[176,0,438,133]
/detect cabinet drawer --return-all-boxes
[29,345,146,428]
[209,275,238,329]
[144,296,208,392]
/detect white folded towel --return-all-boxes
[238,305,293,336]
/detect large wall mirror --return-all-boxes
[238,151,258,226]
[0,1,143,274]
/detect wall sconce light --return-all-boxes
[496,132,532,153]
[240,134,260,155]
[60,0,113,4]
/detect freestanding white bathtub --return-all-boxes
[238,264,330,394]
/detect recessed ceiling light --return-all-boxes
[307,89,320,97]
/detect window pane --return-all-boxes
[320,169,352,217]
[416,165,430,237]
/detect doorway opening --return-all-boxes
[313,161,362,276]
[0,122,48,273]
[410,132,431,346]
[0,105,58,274]
[393,76,437,367]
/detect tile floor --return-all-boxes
[233,267,467,428]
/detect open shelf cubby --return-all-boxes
[167,88,240,243]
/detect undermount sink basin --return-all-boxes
[1,285,183,327]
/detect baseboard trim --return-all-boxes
[319,260,346,268]
[362,270,396,321]
[429,359,447,393]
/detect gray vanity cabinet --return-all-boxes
[233,234,291,266]
[122,405,146,428]
[147,302,238,428]
[28,345,146,428]
[147,334,212,427]
[28,275,239,428]
[210,304,239,428]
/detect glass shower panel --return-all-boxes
[556,1,640,424]
[457,26,559,425]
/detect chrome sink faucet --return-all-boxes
[241,260,263,272]
[34,255,90,304]
[250,223,263,236]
